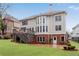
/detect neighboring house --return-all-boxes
[3,15,14,34]
[71,24,79,42]
[13,19,22,32]
[20,11,67,44]
[3,14,22,34]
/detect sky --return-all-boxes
[5,3,79,32]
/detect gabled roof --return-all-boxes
[4,14,20,22]
[72,24,79,30]
[20,11,66,21]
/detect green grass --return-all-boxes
[0,39,79,56]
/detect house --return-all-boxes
[71,24,79,42]
[3,14,22,35]
[20,11,67,44]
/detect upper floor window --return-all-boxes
[55,15,62,21]
[46,26,48,32]
[55,25,61,31]
[22,21,28,25]
[43,17,45,24]
[40,26,42,32]
[32,27,34,32]
[21,27,26,32]
[43,26,45,32]
[38,18,39,24]
[37,26,39,32]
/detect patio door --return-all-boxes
[53,36,57,44]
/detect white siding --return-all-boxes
[22,13,66,35]
[71,26,79,37]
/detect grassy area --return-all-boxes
[0,40,79,56]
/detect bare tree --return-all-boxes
[0,3,10,38]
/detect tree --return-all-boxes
[0,3,9,37]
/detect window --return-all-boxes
[22,21,28,25]
[46,26,48,32]
[55,25,61,31]
[40,26,42,32]
[32,27,34,32]
[37,37,45,42]
[38,17,39,24]
[43,37,45,42]
[37,37,39,42]
[43,18,45,24]
[43,26,45,32]
[21,27,26,32]
[56,25,58,31]
[37,26,39,32]
[38,37,44,42]
[59,25,61,30]
[61,37,64,41]
[55,16,62,21]
[54,37,56,40]
[40,37,42,42]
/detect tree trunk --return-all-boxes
[2,29,4,35]
[1,29,4,38]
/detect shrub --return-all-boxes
[64,46,67,50]
[63,46,76,50]
[63,40,76,50]
[67,43,71,46]
[70,46,75,50]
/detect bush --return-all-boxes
[64,46,67,50]
[70,46,75,50]
[63,46,76,50]
[63,40,76,50]
[67,43,71,46]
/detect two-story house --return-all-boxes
[20,11,67,44]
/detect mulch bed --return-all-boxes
[62,49,78,51]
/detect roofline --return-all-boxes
[72,24,79,30]
[20,11,67,21]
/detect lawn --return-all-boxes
[0,39,79,56]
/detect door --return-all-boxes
[53,36,57,44]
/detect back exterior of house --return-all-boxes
[20,11,67,44]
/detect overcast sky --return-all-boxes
[6,3,79,32]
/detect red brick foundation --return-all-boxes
[32,34,67,45]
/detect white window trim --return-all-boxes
[55,15,62,21]
[53,36,57,41]
[37,37,45,42]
